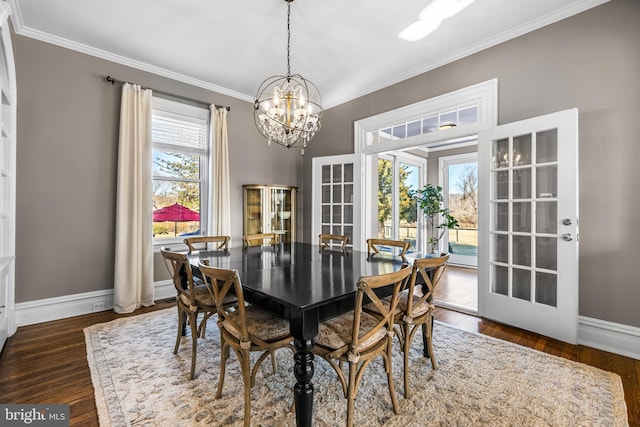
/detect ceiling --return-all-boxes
[10,0,607,109]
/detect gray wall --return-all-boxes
[14,35,302,302]
[304,0,640,328]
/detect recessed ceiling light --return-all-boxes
[399,0,475,41]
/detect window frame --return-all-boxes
[151,97,211,247]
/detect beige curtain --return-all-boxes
[210,106,231,239]
[114,83,154,313]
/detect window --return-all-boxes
[152,97,210,242]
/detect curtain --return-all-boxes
[114,83,154,313]
[210,106,231,240]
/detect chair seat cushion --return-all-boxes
[222,305,290,342]
[179,285,236,310]
[316,311,387,352]
[366,291,430,319]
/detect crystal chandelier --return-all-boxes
[254,0,323,149]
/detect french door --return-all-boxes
[312,154,364,249]
[478,109,579,344]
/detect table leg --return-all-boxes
[291,310,318,427]
[293,338,314,427]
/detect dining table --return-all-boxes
[187,241,410,427]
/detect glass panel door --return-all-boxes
[478,109,579,344]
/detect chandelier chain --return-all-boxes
[286,2,291,76]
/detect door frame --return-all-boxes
[439,151,479,267]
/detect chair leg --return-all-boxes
[426,314,437,369]
[271,350,278,373]
[346,363,357,427]
[216,338,228,398]
[403,323,412,399]
[241,350,252,427]
[386,336,400,414]
[188,312,198,380]
[174,306,184,354]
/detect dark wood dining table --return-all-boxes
[187,242,408,427]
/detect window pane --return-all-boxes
[536,272,557,307]
[322,185,331,203]
[153,151,200,179]
[322,165,331,183]
[492,233,508,263]
[422,116,438,133]
[512,235,531,266]
[322,205,331,223]
[513,168,531,199]
[392,125,406,139]
[536,237,557,271]
[536,201,557,234]
[493,202,508,231]
[332,165,342,183]
[536,129,558,163]
[344,184,353,204]
[492,138,509,168]
[537,165,557,198]
[512,202,531,233]
[152,180,200,238]
[332,184,342,203]
[458,105,478,125]
[407,120,421,137]
[494,171,509,199]
[492,265,508,296]
[513,134,532,166]
[344,164,354,183]
[513,268,531,301]
[440,111,456,126]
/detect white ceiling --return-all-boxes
[10,0,607,109]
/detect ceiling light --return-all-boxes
[399,0,475,41]
[254,0,323,149]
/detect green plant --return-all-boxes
[411,183,459,253]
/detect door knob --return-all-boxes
[561,233,573,241]
[562,219,572,226]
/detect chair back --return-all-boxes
[406,254,449,318]
[198,262,249,340]
[351,264,412,352]
[160,248,199,307]
[366,238,410,260]
[184,235,230,252]
[319,233,349,250]
[243,233,277,247]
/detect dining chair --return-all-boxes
[312,263,412,427]
[184,235,230,251]
[198,261,294,427]
[366,238,410,260]
[318,233,350,250]
[160,248,236,379]
[242,232,277,247]
[366,254,449,398]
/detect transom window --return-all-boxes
[152,97,210,242]
[378,104,478,143]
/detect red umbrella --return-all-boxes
[153,203,200,235]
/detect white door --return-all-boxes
[440,152,478,267]
[312,154,364,249]
[478,109,579,344]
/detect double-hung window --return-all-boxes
[152,97,210,243]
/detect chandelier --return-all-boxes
[254,0,323,149]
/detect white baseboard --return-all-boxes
[14,280,175,327]
[578,315,640,360]
[13,288,640,361]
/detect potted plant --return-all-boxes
[412,183,459,254]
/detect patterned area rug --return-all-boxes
[84,308,628,426]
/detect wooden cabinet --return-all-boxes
[0,2,16,351]
[243,185,297,243]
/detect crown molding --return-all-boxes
[8,0,253,103]
[323,0,610,109]
[8,0,608,110]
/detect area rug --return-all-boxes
[84,308,628,426]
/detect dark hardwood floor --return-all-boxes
[1,272,639,426]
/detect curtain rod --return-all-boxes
[105,75,231,111]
